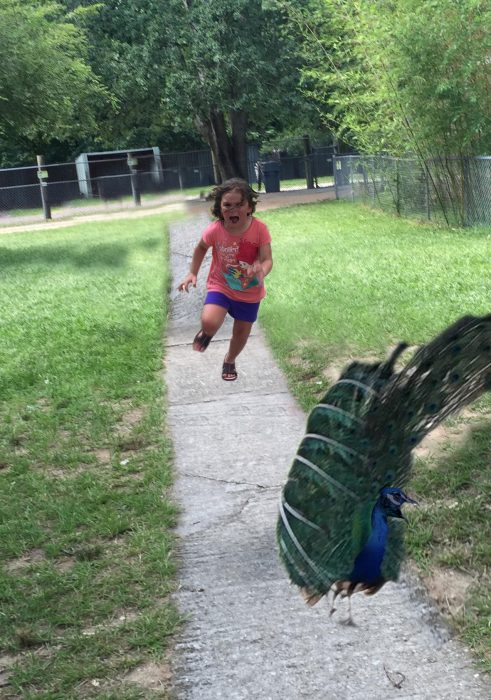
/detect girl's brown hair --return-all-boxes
[210,178,259,220]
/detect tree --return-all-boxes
[389,0,491,157]
[0,0,108,165]
[282,0,491,158]
[155,0,308,181]
[68,0,311,181]
[0,0,321,169]
[56,0,202,154]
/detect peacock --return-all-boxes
[277,314,491,622]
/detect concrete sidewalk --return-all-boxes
[165,216,490,699]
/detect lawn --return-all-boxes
[260,200,491,670]
[0,214,181,697]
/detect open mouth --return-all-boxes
[229,215,240,224]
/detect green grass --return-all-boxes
[0,214,182,697]
[260,199,491,669]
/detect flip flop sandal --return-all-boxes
[193,329,212,352]
[222,360,238,381]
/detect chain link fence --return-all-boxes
[333,154,491,227]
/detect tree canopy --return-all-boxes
[281,0,491,157]
[0,0,108,165]
[4,0,316,172]
[1,0,489,169]
[76,0,311,180]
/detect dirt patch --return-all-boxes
[5,549,79,575]
[0,655,17,689]
[56,557,77,573]
[414,424,448,459]
[6,549,46,572]
[47,466,80,479]
[120,407,144,428]
[187,186,335,219]
[94,448,111,464]
[319,344,413,384]
[423,567,475,617]
[322,363,344,384]
[2,185,333,238]
[0,200,185,235]
[125,661,172,689]
[414,410,478,460]
[82,611,139,638]
[115,406,145,438]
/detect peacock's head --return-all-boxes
[379,487,418,520]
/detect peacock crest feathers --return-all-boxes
[277,314,491,609]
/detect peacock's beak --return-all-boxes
[400,494,418,522]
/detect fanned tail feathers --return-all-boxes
[367,314,491,461]
[277,314,491,604]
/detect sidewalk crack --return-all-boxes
[179,470,282,490]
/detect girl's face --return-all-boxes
[220,189,252,231]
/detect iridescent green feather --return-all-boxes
[277,314,491,599]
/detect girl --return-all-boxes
[177,178,273,381]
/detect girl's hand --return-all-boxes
[246,261,264,283]
[177,273,197,292]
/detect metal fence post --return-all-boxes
[127,153,141,206]
[462,156,470,226]
[395,159,401,216]
[36,155,51,220]
[370,158,376,205]
[303,135,314,189]
[425,166,431,220]
[350,157,355,202]
[333,156,339,199]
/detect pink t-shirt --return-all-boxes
[201,218,272,303]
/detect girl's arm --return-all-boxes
[258,243,273,278]
[247,243,273,283]
[177,240,209,292]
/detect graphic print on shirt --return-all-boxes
[220,238,260,291]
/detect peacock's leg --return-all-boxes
[329,586,340,617]
[343,595,356,626]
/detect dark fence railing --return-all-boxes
[3,145,488,228]
[0,139,337,224]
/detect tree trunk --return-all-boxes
[196,110,249,184]
[209,109,236,181]
[196,116,221,184]
[230,109,248,180]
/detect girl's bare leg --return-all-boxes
[200,304,228,337]
[225,319,253,363]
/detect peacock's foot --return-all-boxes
[341,615,357,627]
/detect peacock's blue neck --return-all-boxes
[350,502,389,584]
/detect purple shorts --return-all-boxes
[204,291,260,323]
